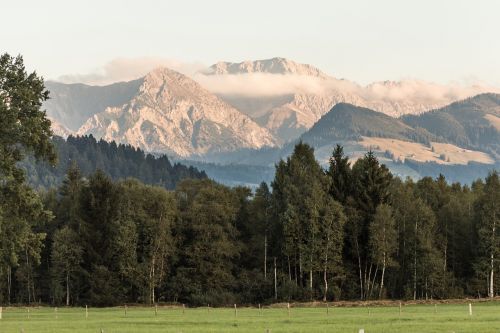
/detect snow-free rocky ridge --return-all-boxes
[77,67,276,157]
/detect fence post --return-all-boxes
[234,304,237,317]
[0,306,2,319]
[469,303,472,316]
[86,305,88,319]
[287,302,290,318]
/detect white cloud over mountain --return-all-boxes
[57,57,205,86]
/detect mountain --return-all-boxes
[210,100,498,184]
[22,135,207,190]
[402,93,500,159]
[300,103,434,147]
[76,67,276,157]
[208,57,329,77]
[43,57,500,177]
[204,58,495,143]
[292,101,498,183]
[44,79,143,131]
[47,117,73,138]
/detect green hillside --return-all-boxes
[301,103,434,146]
[402,93,500,158]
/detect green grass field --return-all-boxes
[2,302,500,333]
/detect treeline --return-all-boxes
[22,135,207,190]
[1,142,499,306]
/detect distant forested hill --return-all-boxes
[21,135,207,190]
[402,93,500,159]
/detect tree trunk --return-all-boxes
[150,256,156,304]
[489,252,494,298]
[274,257,278,300]
[369,265,378,300]
[309,254,313,293]
[288,255,291,281]
[7,266,11,305]
[490,220,496,298]
[294,251,297,286]
[66,272,70,306]
[414,219,418,300]
[299,251,303,287]
[355,239,363,300]
[323,268,328,302]
[26,248,31,304]
[323,234,330,302]
[379,254,386,299]
[264,234,267,280]
[366,262,373,299]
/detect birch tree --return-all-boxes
[51,226,83,305]
[369,204,397,299]
[318,198,345,301]
[475,172,500,298]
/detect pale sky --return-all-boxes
[2,0,499,85]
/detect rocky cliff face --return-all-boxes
[77,67,276,157]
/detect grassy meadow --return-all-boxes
[1,301,500,333]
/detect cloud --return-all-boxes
[194,72,500,107]
[56,58,500,110]
[57,57,206,86]
[362,79,500,104]
[194,73,345,96]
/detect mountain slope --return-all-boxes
[300,103,434,147]
[44,79,143,130]
[77,67,276,157]
[402,93,500,159]
[204,58,498,143]
[22,135,206,190]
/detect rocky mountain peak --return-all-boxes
[208,57,329,78]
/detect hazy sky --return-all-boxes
[2,0,499,85]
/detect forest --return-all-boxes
[22,135,207,190]
[2,142,500,306]
[1,53,500,307]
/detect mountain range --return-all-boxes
[43,58,500,185]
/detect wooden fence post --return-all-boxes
[234,304,237,317]
[86,305,88,319]
[469,303,472,316]
[0,306,2,319]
